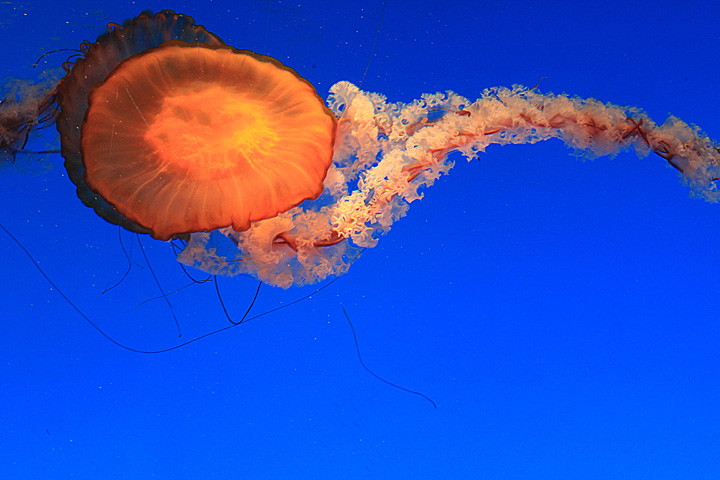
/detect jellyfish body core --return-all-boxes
[55,11,335,241]
[80,41,335,240]
[3,10,719,288]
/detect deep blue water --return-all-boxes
[1,1,719,478]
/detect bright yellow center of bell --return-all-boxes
[145,83,279,180]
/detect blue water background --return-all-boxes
[1,1,719,478]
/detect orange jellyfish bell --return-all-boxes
[57,11,336,240]
[82,42,336,240]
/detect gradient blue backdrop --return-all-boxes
[1,1,719,478]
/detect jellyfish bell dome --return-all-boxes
[56,10,336,240]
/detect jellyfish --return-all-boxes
[2,10,719,289]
